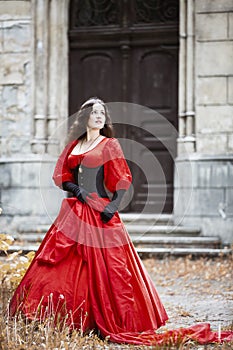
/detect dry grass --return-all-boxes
[0,234,232,349]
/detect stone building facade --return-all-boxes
[0,0,68,232]
[176,0,233,243]
[0,0,232,243]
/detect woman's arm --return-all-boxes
[52,140,77,187]
[101,138,132,222]
[100,189,126,223]
[62,181,90,203]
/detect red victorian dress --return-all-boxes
[9,137,233,346]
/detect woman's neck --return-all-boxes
[86,129,101,142]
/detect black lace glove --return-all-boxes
[62,181,89,204]
[100,189,126,223]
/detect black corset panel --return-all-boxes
[73,164,109,198]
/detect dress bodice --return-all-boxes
[67,138,109,197]
[67,137,107,169]
[68,154,108,198]
[52,137,132,196]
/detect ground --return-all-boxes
[0,249,232,349]
[144,256,233,331]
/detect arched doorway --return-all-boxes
[69,0,179,213]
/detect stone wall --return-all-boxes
[0,0,67,234]
[195,0,233,154]
[174,0,233,244]
[0,157,62,232]
[174,155,233,244]
[0,0,32,156]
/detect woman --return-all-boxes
[9,98,233,346]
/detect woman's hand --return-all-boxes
[100,189,126,223]
[100,202,118,223]
[62,182,91,204]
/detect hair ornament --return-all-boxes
[81,97,104,109]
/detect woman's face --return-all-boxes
[87,102,106,130]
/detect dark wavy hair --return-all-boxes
[67,97,114,143]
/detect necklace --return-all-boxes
[78,135,101,173]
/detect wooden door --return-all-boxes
[69,0,179,213]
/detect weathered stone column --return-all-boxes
[178,0,186,139]
[177,0,196,155]
[31,0,69,155]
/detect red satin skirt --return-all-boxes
[9,196,233,346]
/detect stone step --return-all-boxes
[120,213,174,225]
[16,213,175,235]
[136,247,232,258]
[17,223,201,238]
[12,233,218,247]
[13,233,45,242]
[125,224,201,236]
[2,244,231,258]
[130,235,221,249]
[17,228,201,238]
[4,244,40,254]
[18,225,50,234]
[4,213,230,257]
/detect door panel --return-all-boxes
[131,46,178,122]
[139,51,173,109]
[69,49,122,115]
[69,0,179,213]
[128,45,178,212]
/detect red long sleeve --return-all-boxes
[103,138,132,193]
[52,140,77,187]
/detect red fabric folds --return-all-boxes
[9,137,233,346]
[108,323,233,346]
[9,216,168,339]
[9,196,233,346]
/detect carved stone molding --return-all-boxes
[70,0,179,30]
[31,0,69,155]
[178,0,196,154]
